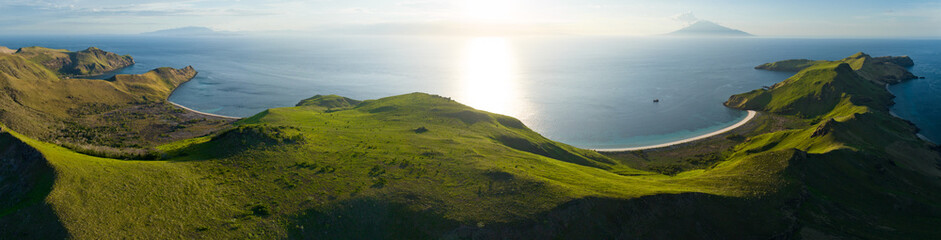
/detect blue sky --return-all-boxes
[0,0,938,37]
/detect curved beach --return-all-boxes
[168,101,243,120]
[594,110,757,152]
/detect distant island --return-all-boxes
[141,26,231,36]
[665,20,752,36]
[2,47,940,239]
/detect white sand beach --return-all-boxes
[594,110,757,152]
[169,101,243,120]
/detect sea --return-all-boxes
[1,35,938,148]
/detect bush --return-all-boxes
[250,204,271,217]
[648,164,683,176]
[372,177,387,188]
[60,142,159,160]
[294,161,318,169]
[725,134,746,142]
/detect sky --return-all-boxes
[0,0,939,37]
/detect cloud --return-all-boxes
[671,11,699,24]
[319,21,576,36]
[0,0,275,17]
[340,7,371,14]
[395,1,455,10]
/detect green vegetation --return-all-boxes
[754,52,918,84]
[726,62,892,117]
[1,50,940,239]
[295,94,362,110]
[726,53,941,238]
[0,92,805,238]
[13,46,134,77]
[754,59,826,71]
[0,49,233,157]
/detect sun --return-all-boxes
[462,0,519,22]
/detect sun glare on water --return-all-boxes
[458,37,527,117]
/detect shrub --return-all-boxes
[725,134,746,142]
[250,204,271,217]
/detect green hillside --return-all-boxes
[1,50,941,239]
[1,92,806,239]
[726,54,941,238]
[0,50,232,158]
[753,52,918,84]
[755,59,826,71]
[13,46,135,77]
[726,62,892,118]
[295,94,363,110]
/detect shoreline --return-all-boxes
[593,110,757,152]
[165,70,243,120]
[884,83,936,144]
[168,101,243,120]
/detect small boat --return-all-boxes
[653,99,660,103]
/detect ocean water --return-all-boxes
[0,35,938,148]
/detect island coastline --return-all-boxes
[168,101,243,120]
[593,110,757,152]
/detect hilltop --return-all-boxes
[12,46,134,77]
[754,53,918,84]
[1,49,940,239]
[665,20,752,37]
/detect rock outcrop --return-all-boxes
[874,56,914,67]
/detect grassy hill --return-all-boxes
[727,54,941,237]
[13,46,135,77]
[755,59,826,72]
[1,92,806,239]
[753,52,918,84]
[295,94,363,111]
[726,62,893,118]
[1,50,940,239]
[0,49,233,158]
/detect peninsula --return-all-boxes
[1,47,939,239]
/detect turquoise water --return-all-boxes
[0,36,938,148]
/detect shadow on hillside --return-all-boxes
[0,132,69,239]
[287,192,799,239]
[0,202,69,239]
